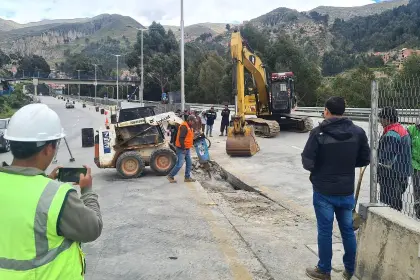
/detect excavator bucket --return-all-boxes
[226,123,259,156]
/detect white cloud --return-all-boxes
[1,0,376,26]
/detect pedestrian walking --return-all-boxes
[0,104,102,280]
[201,111,206,133]
[205,107,217,137]
[220,105,230,136]
[167,115,197,183]
[301,97,370,280]
[407,121,420,219]
[378,106,412,212]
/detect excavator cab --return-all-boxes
[270,72,295,114]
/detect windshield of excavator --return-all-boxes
[271,82,290,111]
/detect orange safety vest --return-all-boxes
[175,121,194,149]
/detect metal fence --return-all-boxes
[370,78,420,220]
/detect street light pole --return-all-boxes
[140,29,144,105]
[93,64,98,106]
[180,0,185,111]
[77,70,82,100]
[112,54,121,104]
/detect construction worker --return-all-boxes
[167,115,197,183]
[0,104,103,280]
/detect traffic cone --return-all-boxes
[105,116,110,129]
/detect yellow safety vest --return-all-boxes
[0,172,85,280]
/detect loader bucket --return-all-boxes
[226,125,259,156]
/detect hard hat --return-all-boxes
[4,103,65,142]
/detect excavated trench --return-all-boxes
[191,159,293,220]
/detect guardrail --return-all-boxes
[58,95,420,123]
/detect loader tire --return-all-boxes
[150,148,177,176]
[116,151,145,179]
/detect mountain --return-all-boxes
[164,23,228,40]
[310,0,409,23]
[0,18,21,31]
[0,14,143,64]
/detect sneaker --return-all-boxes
[184,177,196,182]
[305,267,331,280]
[342,270,352,280]
[219,134,223,136]
[167,176,177,183]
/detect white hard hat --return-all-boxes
[4,103,65,142]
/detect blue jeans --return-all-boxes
[206,124,213,136]
[313,191,356,274]
[169,147,192,178]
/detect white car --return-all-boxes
[65,101,74,109]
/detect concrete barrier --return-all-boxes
[355,206,420,280]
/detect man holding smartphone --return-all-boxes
[0,104,103,280]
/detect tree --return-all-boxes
[145,53,180,94]
[0,49,10,69]
[197,52,226,103]
[17,55,50,75]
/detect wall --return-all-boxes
[356,206,420,280]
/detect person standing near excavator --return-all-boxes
[167,115,197,183]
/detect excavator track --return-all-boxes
[277,114,314,133]
[245,118,280,138]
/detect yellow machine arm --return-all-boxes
[230,31,270,117]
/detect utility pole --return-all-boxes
[77,70,82,100]
[126,25,148,106]
[112,54,121,103]
[93,64,98,106]
[140,29,144,105]
[180,0,185,111]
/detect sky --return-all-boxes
[0,0,385,26]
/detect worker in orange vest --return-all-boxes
[167,115,197,183]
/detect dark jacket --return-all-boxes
[301,118,370,196]
[205,110,217,125]
[221,108,230,123]
[378,123,412,178]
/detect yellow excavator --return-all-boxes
[226,30,314,156]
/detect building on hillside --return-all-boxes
[399,48,420,61]
[373,52,392,63]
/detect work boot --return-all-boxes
[342,270,352,280]
[167,176,177,183]
[184,177,196,182]
[305,267,331,280]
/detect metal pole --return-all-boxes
[77,70,81,100]
[140,29,144,105]
[180,0,185,111]
[370,80,379,203]
[94,64,97,106]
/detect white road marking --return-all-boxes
[291,146,303,151]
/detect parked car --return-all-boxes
[0,118,10,152]
[65,101,74,109]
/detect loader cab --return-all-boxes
[116,106,165,145]
[270,72,295,114]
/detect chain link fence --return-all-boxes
[370,77,420,220]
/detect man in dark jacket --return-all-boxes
[205,107,217,137]
[301,97,370,280]
[378,107,412,212]
[219,105,230,136]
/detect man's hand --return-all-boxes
[77,165,92,188]
[48,166,62,180]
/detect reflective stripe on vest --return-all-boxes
[0,180,73,271]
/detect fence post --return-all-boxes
[370,80,379,203]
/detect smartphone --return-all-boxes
[57,167,87,183]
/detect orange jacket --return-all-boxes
[175,121,194,149]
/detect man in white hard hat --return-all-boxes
[0,103,102,280]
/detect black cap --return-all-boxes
[379,106,398,122]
